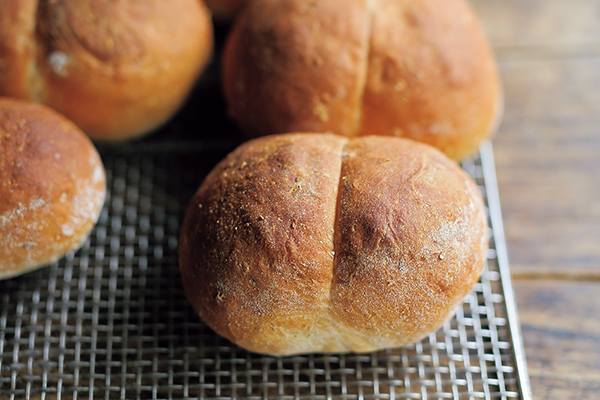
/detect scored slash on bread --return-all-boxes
[178,133,488,356]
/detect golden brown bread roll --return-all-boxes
[204,0,249,20]
[0,97,106,280]
[179,133,488,355]
[222,0,503,161]
[0,0,213,141]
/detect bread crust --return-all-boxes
[222,0,502,160]
[330,136,487,349]
[0,97,106,280]
[0,0,214,141]
[179,133,488,355]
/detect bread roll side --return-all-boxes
[179,133,348,355]
[34,0,214,140]
[358,0,503,160]
[329,137,488,349]
[0,98,106,279]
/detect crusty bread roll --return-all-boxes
[222,0,502,161]
[0,97,106,280]
[205,0,249,20]
[179,133,488,355]
[0,0,213,141]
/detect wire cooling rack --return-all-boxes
[0,19,530,399]
[0,134,531,399]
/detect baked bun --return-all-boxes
[0,97,106,280]
[205,0,249,20]
[179,133,488,355]
[222,0,502,160]
[0,0,213,141]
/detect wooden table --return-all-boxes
[472,1,600,398]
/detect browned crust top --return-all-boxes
[0,97,106,279]
[222,0,502,160]
[179,133,487,355]
[0,0,214,140]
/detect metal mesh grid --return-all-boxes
[0,143,528,400]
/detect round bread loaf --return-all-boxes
[0,97,106,280]
[222,0,502,161]
[205,0,249,20]
[179,133,488,355]
[0,0,213,141]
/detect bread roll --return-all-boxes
[0,0,213,141]
[222,0,502,160]
[179,133,488,355]
[0,97,106,280]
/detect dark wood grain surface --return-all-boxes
[472,1,600,398]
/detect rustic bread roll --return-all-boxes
[222,0,502,161]
[205,0,249,20]
[179,133,488,355]
[0,98,106,280]
[0,0,213,141]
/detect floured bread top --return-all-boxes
[179,133,488,355]
[0,97,106,279]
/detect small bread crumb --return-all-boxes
[313,99,329,122]
[48,52,71,77]
[394,79,407,91]
[61,225,74,237]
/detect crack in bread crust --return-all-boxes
[352,0,376,136]
[325,137,351,351]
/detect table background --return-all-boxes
[472,1,600,398]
